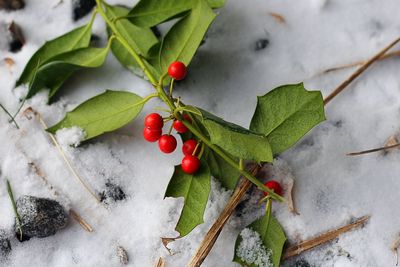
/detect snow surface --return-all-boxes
[236,228,273,267]
[1,0,400,266]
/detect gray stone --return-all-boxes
[15,196,68,239]
[0,230,11,257]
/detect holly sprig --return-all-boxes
[15,0,326,266]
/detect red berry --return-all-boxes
[181,155,201,174]
[263,180,283,196]
[182,139,198,155]
[168,61,187,80]
[144,113,163,130]
[143,127,162,142]
[158,134,177,153]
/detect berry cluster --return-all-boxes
[143,61,201,174]
[143,113,201,174]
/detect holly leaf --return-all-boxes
[179,115,241,190]
[165,160,211,237]
[27,46,110,99]
[199,109,273,162]
[16,21,93,87]
[128,0,224,27]
[159,0,216,73]
[233,215,286,267]
[104,4,158,57]
[105,4,163,82]
[205,149,240,190]
[250,83,326,155]
[47,90,144,141]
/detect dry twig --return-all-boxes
[282,215,370,259]
[346,143,400,156]
[324,37,400,105]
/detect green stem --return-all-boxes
[0,103,19,129]
[6,179,23,240]
[182,120,285,202]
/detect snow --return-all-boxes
[236,228,273,267]
[55,126,85,147]
[1,0,400,266]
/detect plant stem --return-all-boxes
[6,179,23,240]
[0,103,19,129]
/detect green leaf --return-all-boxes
[199,109,273,162]
[16,22,93,87]
[47,90,144,141]
[27,46,110,99]
[104,4,158,57]
[127,0,223,27]
[105,4,162,81]
[165,160,211,237]
[250,83,326,155]
[205,149,240,190]
[233,215,286,267]
[179,114,241,190]
[159,0,216,73]
[207,0,226,8]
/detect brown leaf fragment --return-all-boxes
[161,236,180,255]
[285,177,299,215]
[155,257,165,267]
[391,233,400,266]
[268,12,286,24]
[117,246,129,265]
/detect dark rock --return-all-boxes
[0,230,11,257]
[255,39,269,51]
[294,259,311,267]
[8,21,25,53]
[72,0,96,21]
[100,182,126,203]
[15,196,68,240]
[0,0,24,11]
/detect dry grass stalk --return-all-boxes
[189,37,400,267]
[346,143,400,156]
[282,215,370,259]
[188,164,260,267]
[70,209,93,232]
[320,50,400,75]
[324,37,400,105]
[23,107,101,204]
[155,257,165,267]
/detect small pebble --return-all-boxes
[0,0,24,11]
[72,0,96,21]
[255,39,269,51]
